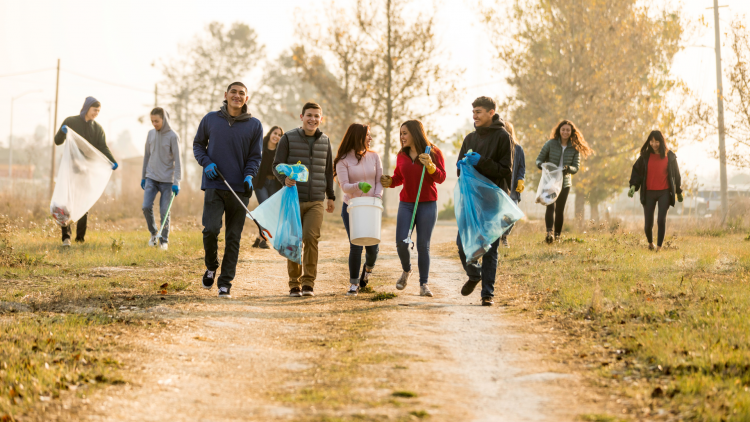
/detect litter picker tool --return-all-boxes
[155,192,176,242]
[403,146,432,249]
[215,168,272,241]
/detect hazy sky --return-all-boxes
[1,0,749,182]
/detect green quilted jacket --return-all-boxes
[535,139,581,189]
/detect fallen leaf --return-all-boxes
[159,283,168,289]
[160,290,167,295]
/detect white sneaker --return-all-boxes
[148,235,158,246]
[396,270,412,290]
[347,284,359,296]
[62,239,71,247]
[159,242,168,251]
[420,285,433,297]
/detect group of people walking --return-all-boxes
[54,83,684,305]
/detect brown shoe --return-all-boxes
[481,297,494,306]
[301,286,315,297]
[289,287,302,297]
[461,279,480,296]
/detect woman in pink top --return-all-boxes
[334,124,383,296]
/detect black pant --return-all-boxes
[545,186,570,235]
[202,189,249,289]
[61,213,88,242]
[643,189,670,247]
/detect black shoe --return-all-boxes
[252,238,261,248]
[359,264,373,289]
[202,270,216,290]
[545,231,554,244]
[301,286,315,297]
[289,287,302,297]
[74,237,85,244]
[461,279,480,296]
[218,286,231,298]
[481,297,494,306]
[258,239,270,249]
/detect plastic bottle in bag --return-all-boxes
[535,163,564,206]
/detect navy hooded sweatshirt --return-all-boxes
[54,96,116,164]
[193,101,263,193]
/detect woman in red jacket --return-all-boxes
[381,120,446,297]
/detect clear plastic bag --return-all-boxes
[535,163,564,206]
[49,128,113,226]
[455,158,525,262]
[276,162,309,182]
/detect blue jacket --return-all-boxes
[510,144,526,202]
[193,103,263,193]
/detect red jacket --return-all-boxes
[390,148,446,202]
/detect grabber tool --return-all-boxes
[403,145,432,249]
[215,168,273,242]
[156,192,176,242]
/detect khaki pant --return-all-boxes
[288,201,325,289]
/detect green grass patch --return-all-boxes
[371,292,397,301]
[392,390,417,398]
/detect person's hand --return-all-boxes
[172,184,179,196]
[358,182,372,193]
[516,179,525,193]
[677,193,684,203]
[141,179,146,190]
[326,199,335,213]
[285,177,296,187]
[243,176,253,193]
[562,165,570,174]
[465,151,481,166]
[418,153,436,174]
[381,175,392,188]
[628,186,636,198]
[61,125,68,134]
[537,163,542,170]
[112,163,118,171]
[204,163,218,180]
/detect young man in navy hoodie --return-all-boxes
[193,82,263,298]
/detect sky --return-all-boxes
[1,0,749,184]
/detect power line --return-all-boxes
[0,68,55,79]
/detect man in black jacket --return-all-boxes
[54,96,118,246]
[456,96,513,306]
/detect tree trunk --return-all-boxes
[381,0,394,218]
[590,200,600,221]
[574,186,585,221]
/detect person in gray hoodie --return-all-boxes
[141,107,181,250]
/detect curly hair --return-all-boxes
[551,120,593,159]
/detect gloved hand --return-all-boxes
[172,184,180,196]
[112,162,118,170]
[205,163,218,180]
[61,125,68,134]
[677,193,684,202]
[465,151,481,166]
[516,179,525,193]
[141,179,146,190]
[562,165,570,174]
[358,182,372,193]
[381,175,392,188]
[628,186,636,198]
[418,153,437,174]
[243,176,253,194]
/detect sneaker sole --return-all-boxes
[289,293,302,297]
[301,292,315,297]
[346,292,358,296]
[218,295,231,299]
[461,280,480,296]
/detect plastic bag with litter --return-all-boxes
[455,155,525,262]
[49,128,113,226]
[535,162,564,206]
[251,163,307,264]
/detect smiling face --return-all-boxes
[649,137,661,153]
[559,124,572,141]
[364,129,372,150]
[472,106,495,128]
[150,115,163,131]
[300,108,322,133]
[400,125,414,148]
[270,128,282,144]
[224,85,248,112]
[85,106,101,122]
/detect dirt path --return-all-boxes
[68,222,593,421]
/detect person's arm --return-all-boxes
[142,134,151,180]
[272,134,290,185]
[243,123,263,179]
[427,150,447,184]
[475,133,512,181]
[335,158,360,196]
[390,155,404,188]
[325,141,335,200]
[374,154,383,198]
[566,149,580,174]
[456,134,470,177]
[95,125,117,164]
[629,156,644,191]
[536,140,550,169]
[192,116,212,168]
[672,155,682,195]
[171,133,182,185]
[518,147,526,180]
[54,118,69,145]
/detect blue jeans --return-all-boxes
[457,233,499,298]
[341,203,379,281]
[255,177,282,205]
[396,201,437,285]
[143,178,173,243]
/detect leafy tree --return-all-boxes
[483,0,687,219]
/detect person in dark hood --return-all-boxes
[54,96,118,246]
[628,130,683,252]
[502,121,526,248]
[141,107,181,250]
[455,96,514,307]
[193,82,263,298]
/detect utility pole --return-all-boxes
[712,0,729,223]
[154,84,158,108]
[50,59,60,197]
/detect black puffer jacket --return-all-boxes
[628,150,682,207]
[273,128,335,202]
[456,114,514,193]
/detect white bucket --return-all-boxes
[348,197,383,246]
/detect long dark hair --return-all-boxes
[263,126,284,150]
[551,120,593,159]
[333,123,370,178]
[399,120,438,163]
[640,130,669,158]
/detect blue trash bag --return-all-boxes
[455,157,525,262]
[276,162,309,182]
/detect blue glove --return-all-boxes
[205,163,218,180]
[465,151,481,166]
[141,179,146,190]
[61,125,68,134]
[172,184,179,196]
[112,162,118,170]
[243,176,253,192]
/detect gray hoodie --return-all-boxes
[142,110,182,186]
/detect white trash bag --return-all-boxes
[535,162,564,206]
[50,128,113,226]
